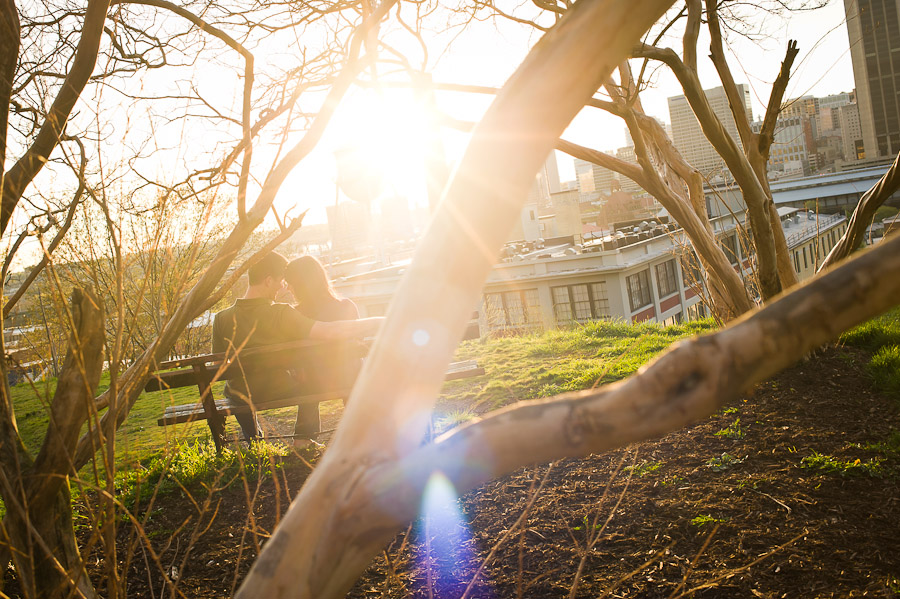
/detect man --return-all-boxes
[212,252,382,449]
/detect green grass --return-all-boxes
[445,318,716,411]
[111,439,290,509]
[691,514,725,527]
[868,345,900,400]
[841,307,900,352]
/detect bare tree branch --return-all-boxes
[3,142,87,318]
[360,231,900,542]
[1,0,111,235]
[820,150,900,270]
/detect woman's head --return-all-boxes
[284,255,335,311]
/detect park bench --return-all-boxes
[146,339,484,452]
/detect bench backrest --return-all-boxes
[145,339,367,393]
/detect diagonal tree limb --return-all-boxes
[820,150,900,271]
[755,39,800,185]
[236,0,677,596]
[705,0,755,151]
[347,229,900,564]
[27,289,105,507]
[1,0,111,235]
[683,0,702,72]
[634,41,782,299]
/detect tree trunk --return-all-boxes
[0,0,19,179]
[0,289,104,599]
[3,484,97,599]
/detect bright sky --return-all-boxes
[273,0,857,226]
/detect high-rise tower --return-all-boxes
[845,0,900,159]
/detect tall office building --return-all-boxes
[668,85,753,176]
[574,156,618,197]
[845,0,900,158]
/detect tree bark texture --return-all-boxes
[235,0,678,596]
[0,0,19,179]
[0,288,105,599]
[634,43,782,300]
[820,150,900,271]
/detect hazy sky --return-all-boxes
[276,0,857,223]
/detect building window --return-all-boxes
[685,302,707,321]
[803,246,808,269]
[551,282,610,323]
[720,234,739,265]
[655,259,678,298]
[680,251,703,289]
[626,270,653,312]
[483,289,541,327]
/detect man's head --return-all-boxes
[246,252,288,300]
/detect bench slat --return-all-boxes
[156,389,351,426]
[154,360,484,427]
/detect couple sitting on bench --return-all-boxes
[211,252,383,450]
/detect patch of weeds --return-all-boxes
[116,439,290,508]
[707,452,744,472]
[800,452,885,478]
[715,418,745,440]
[691,514,725,527]
[624,461,662,477]
[721,406,738,416]
[868,345,900,400]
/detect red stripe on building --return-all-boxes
[632,306,656,323]
[660,295,680,313]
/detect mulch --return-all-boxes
[53,344,900,597]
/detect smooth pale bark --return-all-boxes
[820,151,900,271]
[235,1,677,597]
[1,0,111,234]
[634,43,781,300]
[706,4,800,292]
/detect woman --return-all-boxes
[284,256,360,450]
[284,255,358,322]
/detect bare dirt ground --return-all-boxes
[89,344,900,597]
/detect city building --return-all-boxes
[668,84,752,177]
[844,0,900,159]
[330,207,846,335]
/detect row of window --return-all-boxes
[626,258,683,312]
[485,257,694,327]
[791,224,846,273]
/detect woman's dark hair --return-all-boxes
[284,256,341,318]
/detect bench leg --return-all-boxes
[192,364,227,453]
[208,413,227,453]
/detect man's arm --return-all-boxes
[308,317,383,341]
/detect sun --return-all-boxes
[328,88,436,207]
